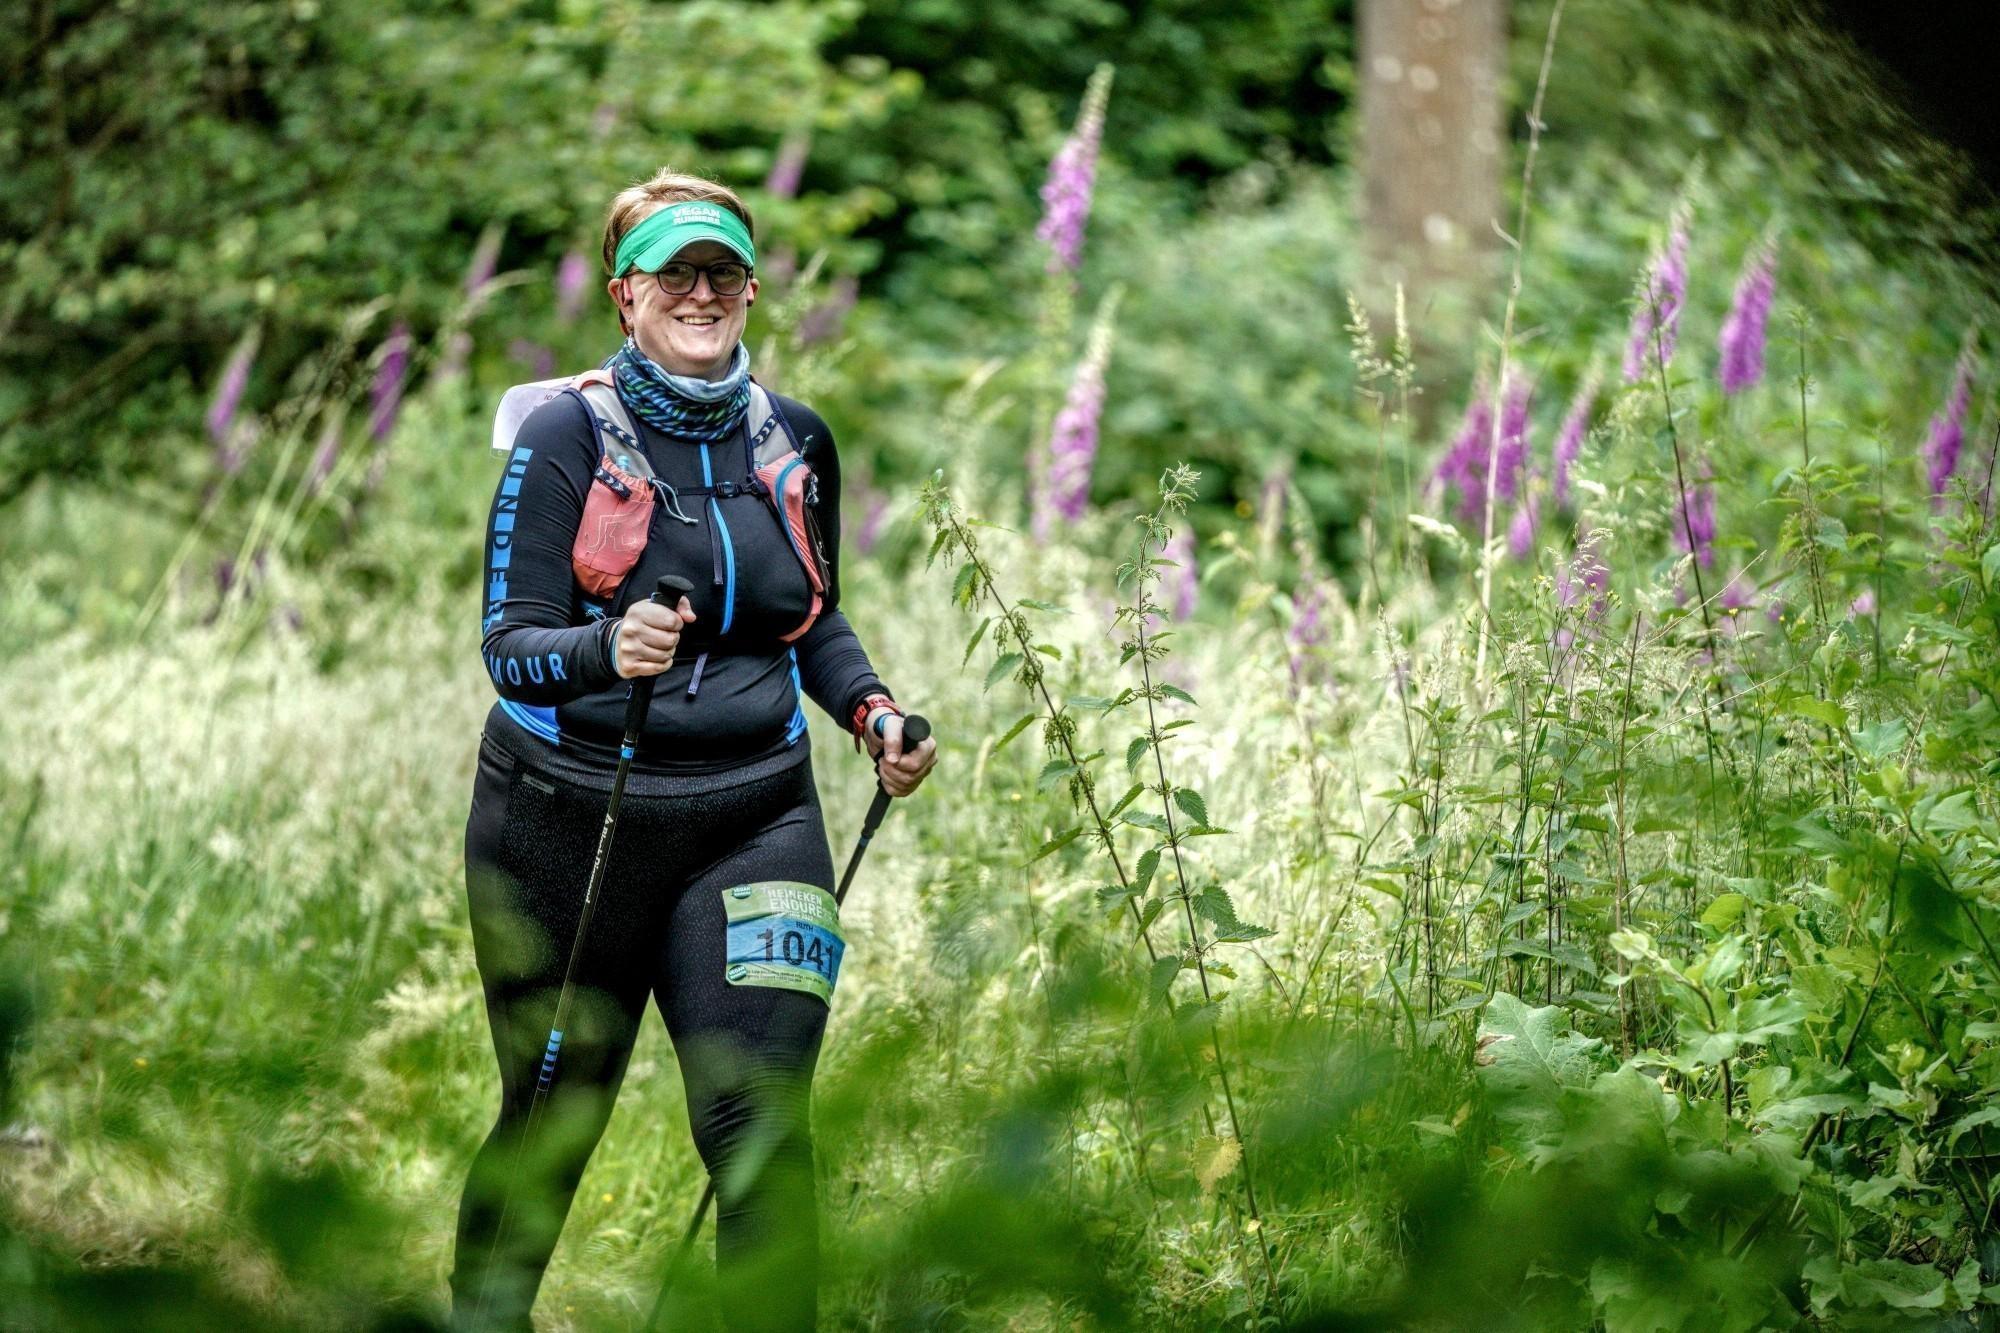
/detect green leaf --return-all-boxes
[1106,783,1144,820]
[1067,694,1118,713]
[1028,825,1084,862]
[1476,994,1607,1149]
[1148,955,1183,1004]
[960,616,991,666]
[1034,643,1062,659]
[1136,896,1166,933]
[951,562,979,608]
[1784,695,1848,730]
[1123,810,1170,834]
[1173,788,1209,828]
[1126,735,1153,774]
[1017,598,1069,614]
[994,712,1038,753]
[1158,683,1197,705]
[983,652,1023,692]
[1036,759,1078,792]
[1135,847,1161,893]
[1096,883,1140,916]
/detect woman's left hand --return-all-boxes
[864,709,937,798]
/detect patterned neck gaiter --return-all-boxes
[608,338,752,445]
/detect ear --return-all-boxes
[746,274,760,307]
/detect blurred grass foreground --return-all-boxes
[6,1,2000,1329]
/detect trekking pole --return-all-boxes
[472,573,695,1328]
[644,712,933,1332]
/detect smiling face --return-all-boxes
[607,236,758,380]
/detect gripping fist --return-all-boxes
[613,596,696,679]
[864,709,938,799]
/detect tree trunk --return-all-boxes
[1356,0,1508,361]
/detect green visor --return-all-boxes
[613,201,756,277]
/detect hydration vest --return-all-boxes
[492,370,831,642]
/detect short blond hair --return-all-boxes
[599,169,756,277]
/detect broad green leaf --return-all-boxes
[1172,787,1209,828]
[1106,782,1144,820]
[1148,955,1183,1004]
[951,562,979,607]
[1036,759,1077,792]
[1476,993,1606,1148]
[983,652,1024,692]
[1126,735,1153,774]
[1017,598,1069,613]
[1158,683,1197,705]
[1135,847,1161,894]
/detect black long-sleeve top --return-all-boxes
[478,381,890,791]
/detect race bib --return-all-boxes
[722,882,846,1004]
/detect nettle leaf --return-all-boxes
[984,653,1024,692]
[1034,643,1062,660]
[1158,683,1197,705]
[1136,896,1167,933]
[1017,598,1069,614]
[1135,847,1161,894]
[1036,759,1078,792]
[1197,885,1276,943]
[1096,883,1140,916]
[1123,810,1170,834]
[1067,695,1118,714]
[1149,955,1184,1004]
[1193,1135,1241,1193]
[1106,783,1145,820]
[961,616,991,666]
[925,527,951,566]
[994,712,1038,753]
[1126,735,1153,774]
[1028,825,1084,862]
[1476,993,1607,1149]
[951,562,979,608]
[1173,788,1209,828]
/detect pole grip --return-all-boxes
[621,575,696,745]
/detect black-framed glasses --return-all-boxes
[651,261,752,298]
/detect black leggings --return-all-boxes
[450,736,837,1332]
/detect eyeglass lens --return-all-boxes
[655,262,750,296]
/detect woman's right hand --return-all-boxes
[614,596,697,678]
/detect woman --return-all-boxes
[452,168,936,1332]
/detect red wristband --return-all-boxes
[851,693,902,748]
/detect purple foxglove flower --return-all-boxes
[1507,492,1539,560]
[1718,240,1777,395]
[1623,211,1692,383]
[797,275,858,346]
[1671,461,1718,569]
[1432,376,1495,524]
[1036,64,1114,274]
[1849,587,1877,617]
[1552,372,1598,509]
[1923,348,1975,500]
[464,224,502,298]
[206,327,260,447]
[368,321,411,443]
[1161,525,1197,620]
[765,129,810,200]
[508,338,556,379]
[1555,534,1611,621]
[555,250,591,325]
[1034,292,1120,537]
[1494,372,1531,505]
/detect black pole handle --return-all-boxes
[621,575,697,743]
